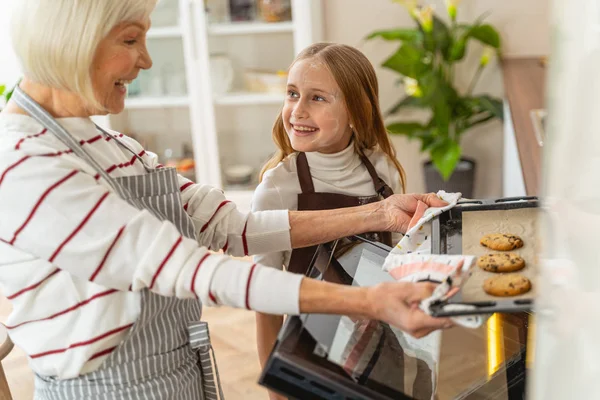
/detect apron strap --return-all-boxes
[95,125,152,173]
[11,86,130,197]
[188,321,225,400]
[359,153,394,199]
[295,152,315,194]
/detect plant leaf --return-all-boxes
[419,72,457,135]
[422,16,452,56]
[386,122,428,137]
[448,38,467,61]
[5,87,14,102]
[430,139,462,180]
[386,96,425,116]
[366,28,422,42]
[470,24,501,48]
[381,44,426,78]
[478,95,504,119]
[0,85,5,96]
[462,95,504,119]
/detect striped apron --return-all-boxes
[13,87,224,400]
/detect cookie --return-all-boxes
[477,253,525,273]
[483,274,531,297]
[480,233,524,251]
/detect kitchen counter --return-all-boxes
[502,58,546,196]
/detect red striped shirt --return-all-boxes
[0,155,31,186]
[49,192,110,262]
[90,225,126,282]
[200,201,231,233]
[88,345,118,361]
[105,151,146,175]
[10,170,79,245]
[15,128,47,150]
[245,264,257,310]
[180,182,193,192]
[6,289,118,329]
[6,268,60,300]
[190,253,211,294]
[242,220,249,256]
[30,323,133,359]
[149,236,183,289]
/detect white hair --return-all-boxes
[10,0,158,109]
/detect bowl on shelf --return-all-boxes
[224,164,254,186]
[243,69,287,94]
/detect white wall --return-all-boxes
[0,0,20,89]
[322,0,550,198]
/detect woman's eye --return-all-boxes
[314,95,325,102]
[125,39,138,45]
[287,90,299,98]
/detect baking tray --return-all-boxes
[429,196,539,317]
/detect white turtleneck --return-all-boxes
[252,145,404,270]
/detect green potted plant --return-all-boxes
[0,83,16,111]
[367,0,503,197]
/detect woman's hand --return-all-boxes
[378,193,448,234]
[299,279,452,339]
[366,281,453,338]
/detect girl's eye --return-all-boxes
[287,90,299,98]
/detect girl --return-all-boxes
[252,43,414,399]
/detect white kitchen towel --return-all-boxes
[383,191,478,315]
[379,191,488,399]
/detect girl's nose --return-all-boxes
[292,102,309,119]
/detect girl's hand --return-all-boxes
[379,193,448,233]
[366,281,453,338]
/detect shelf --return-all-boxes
[147,26,182,39]
[214,92,284,106]
[125,96,190,109]
[208,21,294,36]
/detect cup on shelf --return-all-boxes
[257,0,292,22]
[209,53,234,95]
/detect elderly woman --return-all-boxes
[0,0,451,398]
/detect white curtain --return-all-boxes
[531,0,600,398]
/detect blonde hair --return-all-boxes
[10,0,158,110]
[260,43,407,192]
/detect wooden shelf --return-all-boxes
[125,96,190,109]
[213,92,284,106]
[208,21,293,36]
[147,26,183,39]
[501,58,546,196]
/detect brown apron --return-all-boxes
[287,151,394,276]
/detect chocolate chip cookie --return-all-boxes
[477,253,526,273]
[483,274,531,297]
[480,233,524,251]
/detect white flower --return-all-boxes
[480,46,495,66]
[444,0,461,20]
[414,5,435,32]
[403,77,423,97]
